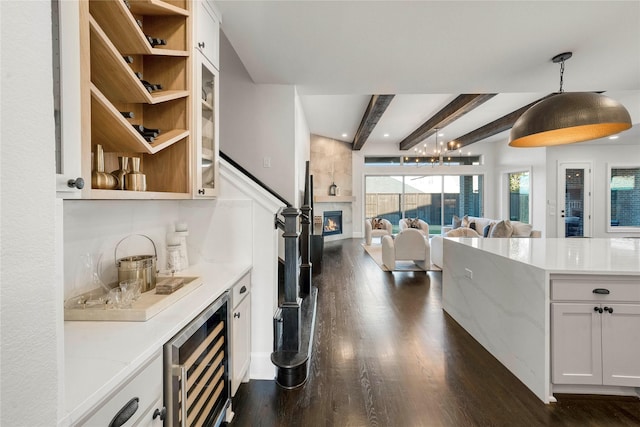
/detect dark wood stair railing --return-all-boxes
[221,151,317,389]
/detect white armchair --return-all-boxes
[364,218,393,245]
[399,218,429,236]
[381,228,431,271]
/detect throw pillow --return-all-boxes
[409,218,421,229]
[483,222,496,238]
[372,218,385,230]
[461,215,471,228]
[446,227,480,238]
[452,215,462,229]
[469,221,477,231]
[511,221,533,237]
[490,220,514,238]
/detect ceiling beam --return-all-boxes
[448,94,557,149]
[352,94,395,150]
[398,94,497,151]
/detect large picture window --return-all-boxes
[365,174,483,235]
[607,165,640,232]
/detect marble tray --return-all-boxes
[64,276,202,321]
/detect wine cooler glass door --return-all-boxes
[195,53,218,197]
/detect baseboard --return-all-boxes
[249,352,276,380]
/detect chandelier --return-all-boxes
[406,129,463,165]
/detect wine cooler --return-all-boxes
[164,292,230,426]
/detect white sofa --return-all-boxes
[382,228,431,271]
[399,218,429,236]
[431,217,541,269]
[364,218,393,245]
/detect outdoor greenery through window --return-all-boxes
[508,171,530,223]
[365,175,484,234]
[609,166,640,229]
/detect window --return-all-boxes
[365,174,484,235]
[508,171,530,223]
[607,165,640,231]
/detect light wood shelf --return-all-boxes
[314,196,356,203]
[90,16,188,104]
[91,84,188,155]
[88,189,191,200]
[129,0,189,16]
[90,0,188,56]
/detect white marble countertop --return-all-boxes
[447,237,640,275]
[61,262,251,426]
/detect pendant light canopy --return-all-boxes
[509,52,632,148]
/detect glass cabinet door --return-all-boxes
[195,52,218,197]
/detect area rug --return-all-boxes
[362,244,441,272]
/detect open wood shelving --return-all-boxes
[81,0,192,199]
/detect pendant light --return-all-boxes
[509,52,631,147]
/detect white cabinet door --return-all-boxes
[232,293,251,396]
[55,0,84,197]
[552,303,602,385]
[195,0,220,69]
[601,303,640,387]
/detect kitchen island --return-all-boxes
[61,261,251,426]
[442,237,640,403]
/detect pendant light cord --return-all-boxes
[558,58,565,93]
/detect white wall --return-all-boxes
[1,1,60,424]
[545,138,640,238]
[294,88,311,206]
[219,160,285,379]
[220,32,299,204]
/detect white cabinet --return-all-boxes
[193,50,219,198]
[54,0,83,197]
[551,278,640,388]
[77,351,164,426]
[195,0,220,70]
[231,273,251,396]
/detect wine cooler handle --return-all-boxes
[180,365,188,427]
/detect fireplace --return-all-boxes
[323,211,343,236]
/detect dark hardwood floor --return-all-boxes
[229,238,640,427]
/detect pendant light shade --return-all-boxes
[509,92,632,147]
[509,52,632,147]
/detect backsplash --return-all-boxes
[63,198,252,299]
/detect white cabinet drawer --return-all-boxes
[132,398,164,427]
[551,278,640,302]
[78,352,162,426]
[232,272,251,308]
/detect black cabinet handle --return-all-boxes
[67,177,85,189]
[109,397,139,427]
[592,288,610,295]
[239,285,247,294]
[234,312,241,318]
[198,41,205,48]
[198,188,205,195]
[604,306,614,314]
[594,306,603,314]
[153,406,166,421]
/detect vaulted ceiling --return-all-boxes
[216,1,640,151]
